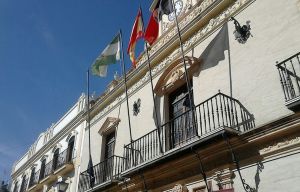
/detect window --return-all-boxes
[104,131,115,159]
[52,148,60,171]
[168,83,196,148]
[67,136,75,162]
[39,158,46,180]
[12,181,18,192]
[29,167,35,187]
[19,175,27,192]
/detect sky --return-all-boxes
[0,0,152,182]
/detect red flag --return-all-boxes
[144,9,159,46]
[127,9,144,68]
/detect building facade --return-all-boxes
[77,0,300,192]
[10,94,87,192]
[10,0,300,192]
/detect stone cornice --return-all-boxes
[260,136,300,156]
[89,0,254,126]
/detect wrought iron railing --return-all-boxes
[78,155,125,192]
[276,52,300,103]
[28,169,40,188]
[123,92,255,169]
[43,160,53,178]
[55,148,73,171]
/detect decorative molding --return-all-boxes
[213,168,235,190]
[52,143,62,153]
[154,56,200,96]
[90,0,253,126]
[171,184,188,192]
[65,130,78,142]
[260,136,300,155]
[162,0,193,32]
[98,117,120,136]
[133,98,141,116]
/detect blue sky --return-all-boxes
[0,0,152,181]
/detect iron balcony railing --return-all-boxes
[78,155,125,192]
[276,52,300,103]
[55,148,73,171]
[28,169,40,188]
[43,160,53,179]
[123,92,255,169]
[26,147,75,188]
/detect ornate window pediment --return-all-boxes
[98,117,120,136]
[154,56,201,96]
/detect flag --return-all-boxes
[91,34,121,77]
[200,23,229,70]
[127,9,144,68]
[87,156,95,188]
[156,0,174,20]
[144,9,159,46]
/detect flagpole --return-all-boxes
[119,29,137,168]
[86,69,94,188]
[170,1,209,191]
[119,30,133,143]
[171,0,198,136]
[140,7,164,154]
[87,70,91,158]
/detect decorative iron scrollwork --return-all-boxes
[231,17,252,44]
[222,132,256,192]
[133,98,141,116]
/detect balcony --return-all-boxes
[78,93,254,192]
[27,170,41,192]
[123,92,255,171]
[52,148,75,175]
[78,156,125,192]
[276,52,300,110]
[27,148,74,191]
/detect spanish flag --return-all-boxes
[127,8,144,68]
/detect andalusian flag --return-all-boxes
[127,8,144,68]
[92,34,121,77]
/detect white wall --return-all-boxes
[192,0,300,126]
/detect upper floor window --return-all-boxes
[12,181,18,192]
[67,136,75,162]
[52,148,60,171]
[29,167,35,186]
[19,175,27,192]
[168,82,195,148]
[39,158,46,180]
[104,131,116,159]
[98,117,120,160]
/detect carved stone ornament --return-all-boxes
[133,98,141,116]
[98,117,120,135]
[154,56,201,96]
[172,184,188,192]
[260,136,300,155]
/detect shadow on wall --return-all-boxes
[254,161,264,192]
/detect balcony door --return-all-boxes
[52,148,59,171]
[169,83,195,148]
[102,131,115,182]
[67,136,75,162]
[39,159,46,181]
